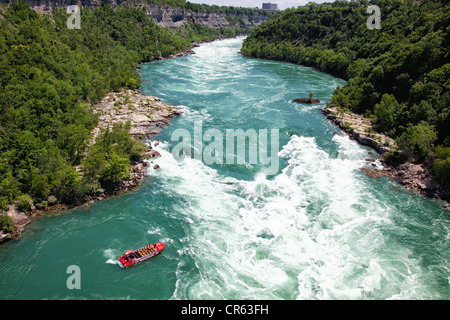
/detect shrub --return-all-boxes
[433,146,450,186]
[99,153,130,187]
[374,94,399,133]
[47,195,58,205]
[0,216,15,233]
[0,197,10,212]
[16,194,33,213]
[433,157,450,186]
[30,174,50,200]
[35,201,48,210]
[397,121,438,162]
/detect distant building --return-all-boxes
[262,3,279,12]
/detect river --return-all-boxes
[0,37,448,300]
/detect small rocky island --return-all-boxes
[292,97,321,104]
[292,93,321,104]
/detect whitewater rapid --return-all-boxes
[147,130,441,299]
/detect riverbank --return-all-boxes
[0,89,182,244]
[321,105,450,207]
[85,87,183,197]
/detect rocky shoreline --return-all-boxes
[321,106,450,207]
[79,87,183,206]
[1,89,182,245]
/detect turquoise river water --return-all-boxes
[0,38,449,300]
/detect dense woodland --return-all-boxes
[242,0,449,186]
[0,0,246,226]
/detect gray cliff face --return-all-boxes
[147,6,268,29]
[0,0,268,29]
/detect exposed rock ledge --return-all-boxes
[321,106,450,205]
[0,205,31,244]
[91,88,182,142]
[321,106,396,154]
[78,88,182,201]
[87,88,182,197]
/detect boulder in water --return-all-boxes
[292,97,321,104]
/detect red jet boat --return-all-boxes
[118,242,165,268]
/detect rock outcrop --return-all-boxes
[0,204,33,243]
[86,89,180,196]
[321,106,450,204]
[293,97,321,104]
[362,161,450,201]
[7,205,31,232]
[2,0,269,29]
[146,5,268,29]
[84,88,180,195]
[91,88,182,142]
[321,106,395,154]
[0,231,12,244]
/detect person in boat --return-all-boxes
[125,251,134,263]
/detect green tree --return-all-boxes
[56,124,91,165]
[374,94,399,133]
[30,174,50,200]
[397,121,438,162]
[0,172,21,203]
[100,152,130,187]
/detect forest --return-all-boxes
[242,0,449,186]
[0,0,246,222]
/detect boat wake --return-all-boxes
[103,249,120,265]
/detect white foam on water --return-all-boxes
[149,117,437,299]
[147,227,161,235]
[103,249,120,265]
